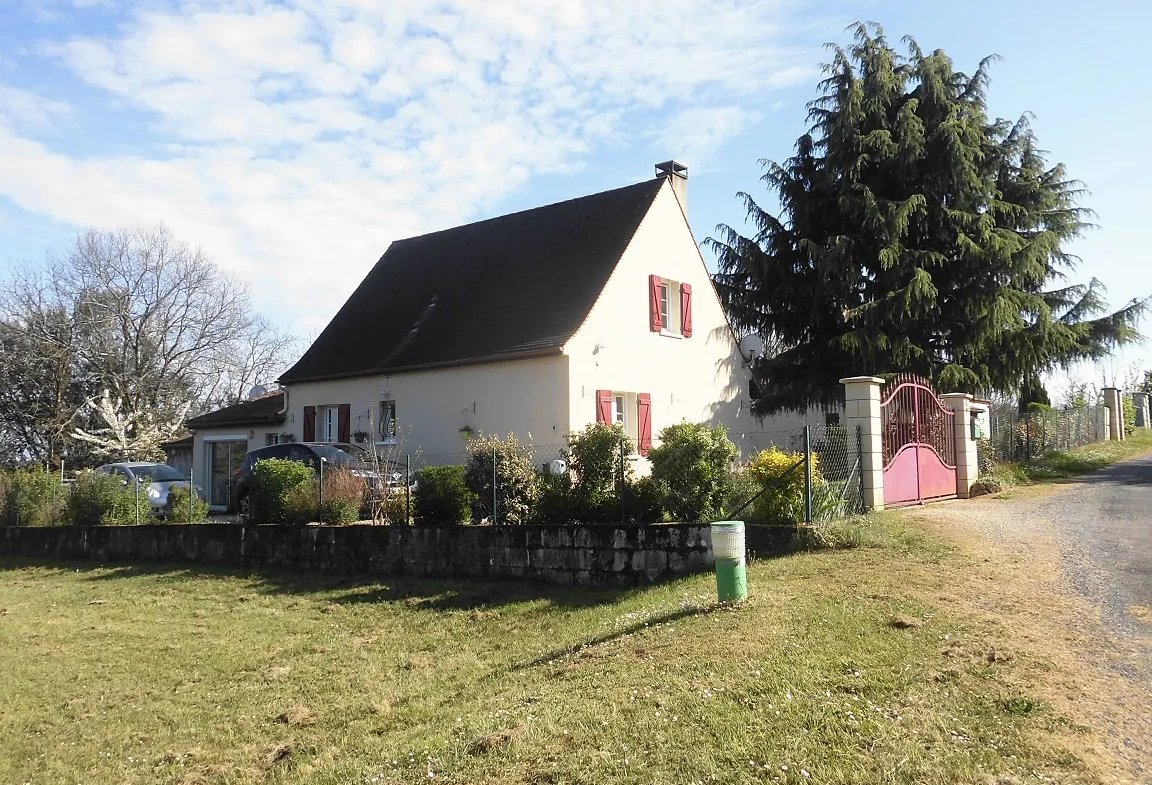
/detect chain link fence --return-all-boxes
[391,425,863,526]
[987,404,1105,463]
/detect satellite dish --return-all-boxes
[247,384,269,400]
[738,334,766,361]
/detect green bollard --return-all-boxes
[710,521,748,602]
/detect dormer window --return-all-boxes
[648,274,692,337]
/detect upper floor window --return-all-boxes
[648,275,692,338]
[380,400,398,442]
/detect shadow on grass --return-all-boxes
[513,601,728,670]
[0,558,638,611]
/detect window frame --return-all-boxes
[657,278,682,337]
[315,405,340,443]
[379,400,398,444]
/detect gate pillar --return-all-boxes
[840,376,885,511]
[1133,392,1150,429]
[1102,388,1125,441]
[941,393,977,499]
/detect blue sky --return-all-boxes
[1,0,1148,396]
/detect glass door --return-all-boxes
[208,440,246,508]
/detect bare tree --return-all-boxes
[0,225,298,464]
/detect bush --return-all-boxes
[721,469,763,524]
[746,447,817,524]
[1,469,67,527]
[621,476,665,523]
[165,486,209,522]
[465,433,539,525]
[67,472,154,526]
[369,487,410,525]
[320,467,367,524]
[533,472,574,525]
[413,465,473,524]
[249,458,314,523]
[647,422,738,523]
[1123,394,1136,437]
[281,480,319,525]
[565,423,629,508]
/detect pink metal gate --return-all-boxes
[881,374,957,506]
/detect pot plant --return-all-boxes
[458,425,475,441]
[353,430,369,444]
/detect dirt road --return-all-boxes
[908,460,1152,784]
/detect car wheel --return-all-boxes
[238,492,252,523]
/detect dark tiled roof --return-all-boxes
[160,435,193,450]
[186,391,286,429]
[279,178,665,383]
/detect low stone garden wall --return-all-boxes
[0,523,796,586]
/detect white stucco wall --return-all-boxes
[282,355,570,462]
[563,180,823,454]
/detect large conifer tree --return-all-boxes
[709,23,1146,415]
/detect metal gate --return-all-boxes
[881,374,957,506]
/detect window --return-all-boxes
[380,400,397,441]
[825,412,841,427]
[596,390,653,456]
[318,406,340,442]
[649,274,690,337]
[613,395,625,426]
[265,433,280,446]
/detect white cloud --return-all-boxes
[0,84,72,132]
[0,0,823,329]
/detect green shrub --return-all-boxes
[165,485,209,522]
[565,423,629,509]
[647,422,738,523]
[746,447,816,524]
[1,469,67,527]
[620,476,665,523]
[67,472,154,526]
[1123,395,1136,437]
[720,469,764,524]
[369,487,410,525]
[320,468,367,524]
[465,433,539,525]
[532,472,574,525]
[249,458,314,523]
[281,480,318,525]
[413,465,473,525]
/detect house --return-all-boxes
[184,390,287,509]
[159,435,193,477]
[188,161,816,510]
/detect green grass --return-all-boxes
[0,518,1089,784]
[987,428,1152,487]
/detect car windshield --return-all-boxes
[129,464,186,482]
[310,444,369,466]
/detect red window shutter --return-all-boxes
[637,393,653,456]
[596,390,613,424]
[337,404,351,443]
[302,406,316,442]
[680,283,693,337]
[648,274,663,332]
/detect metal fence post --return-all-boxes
[804,425,813,524]
[406,453,411,525]
[318,457,325,524]
[492,446,497,525]
[134,478,140,526]
[618,438,626,523]
[189,465,194,523]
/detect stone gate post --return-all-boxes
[941,393,977,499]
[1132,392,1150,429]
[840,376,884,511]
[1102,388,1125,441]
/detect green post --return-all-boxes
[492,446,497,526]
[804,425,813,524]
[710,521,748,602]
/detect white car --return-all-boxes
[94,462,203,515]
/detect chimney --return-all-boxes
[655,160,687,214]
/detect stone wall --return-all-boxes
[0,523,795,587]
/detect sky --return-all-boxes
[1,0,1149,398]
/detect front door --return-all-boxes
[207,440,247,509]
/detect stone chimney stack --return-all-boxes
[655,160,687,214]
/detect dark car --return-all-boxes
[228,442,409,518]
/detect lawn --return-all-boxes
[1,519,1092,785]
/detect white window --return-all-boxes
[380,400,397,442]
[613,395,626,426]
[659,278,681,335]
[318,406,340,442]
[265,433,279,446]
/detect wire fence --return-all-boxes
[986,404,1105,463]
[382,425,863,526]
